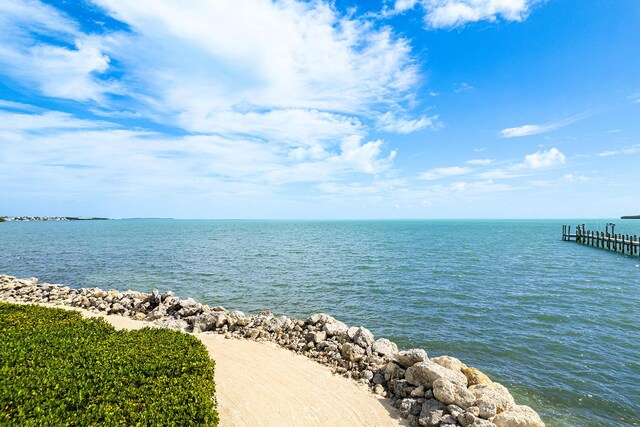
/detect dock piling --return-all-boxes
[562,224,640,257]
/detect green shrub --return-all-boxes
[0,303,219,426]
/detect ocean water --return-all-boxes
[1,219,638,426]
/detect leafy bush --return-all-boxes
[0,303,219,426]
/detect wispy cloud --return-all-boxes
[0,1,116,102]
[417,166,472,180]
[0,109,111,131]
[563,173,588,183]
[0,99,42,112]
[500,111,594,138]
[376,111,438,134]
[454,82,474,93]
[597,144,640,157]
[466,158,494,165]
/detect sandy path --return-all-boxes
[12,303,407,427]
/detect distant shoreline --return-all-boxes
[621,215,640,219]
[0,216,110,222]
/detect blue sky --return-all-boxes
[0,0,638,219]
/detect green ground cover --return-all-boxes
[0,302,218,426]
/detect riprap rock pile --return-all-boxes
[0,275,544,427]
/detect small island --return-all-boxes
[621,215,640,219]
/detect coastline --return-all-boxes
[0,274,545,427]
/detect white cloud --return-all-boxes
[520,147,566,169]
[500,124,543,138]
[0,109,396,199]
[388,0,535,28]
[376,111,437,134]
[417,166,472,180]
[394,0,421,13]
[500,111,593,138]
[407,0,535,29]
[0,2,114,102]
[92,0,419,117]
[478,147,566,179]
[0,0,424,198]
[428,0,531,28]
[466,158,494,165]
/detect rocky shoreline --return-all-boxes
[0,274,544,427]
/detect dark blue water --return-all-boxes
[1,219,639,426]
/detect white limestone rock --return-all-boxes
[432,378,476,408]
[470,383,516,416]
[323,320,348,337]
[406,361,468,389]
[393,349,429,368]
[491,405,545,427]
[353,327,375,349]
[372,338,398,357]
[431,355,466,372]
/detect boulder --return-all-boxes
[191,313,218,332]
[347,326,359,340]
[447,404,464,419]
[470,383,515,416]
[372,372,385,384]
[372,338,398,357]
[418,399,447,427]
[323,320,349,337]
[410,385,425,397]
[341,342,365,361]
[399,398,423,418]
[431,355,465,372]
[393,349,429,368]
[406,361,468,388]
[432,378,476,408]
[385,362,406,380]
[491,405,545,427]
[307,313,333,325]
[464,367,493,386]
[109,302,126,315]
[353,327,375,349]
[214,312,229,328]
[148,289,161,305]
[306,331,326,344]
[155,317,189,331]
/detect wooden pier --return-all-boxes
[562,224,640,256]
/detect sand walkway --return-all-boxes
[23,303,407,427]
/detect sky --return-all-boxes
[0,0,639,219]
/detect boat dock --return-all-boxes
[562,224,640,256]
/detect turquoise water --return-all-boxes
[1,219,638,426]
